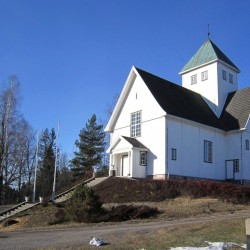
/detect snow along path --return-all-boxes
[0,210,249,250]
[170,241,246,250]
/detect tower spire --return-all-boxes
[208,24,210,38]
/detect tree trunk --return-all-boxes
[0,175,3,205]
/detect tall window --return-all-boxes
[140,151,147,166]
[201,71,208,81]
[204,140,213,163]
[131,111,141,137]
[171,148,177,161]
[234,159,239,172]
[191,74,197,84]
[222,70,227,80]
[229,73,233,84]
[246,140,249,150]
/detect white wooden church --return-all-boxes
[105,39,250,183]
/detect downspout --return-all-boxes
[109,153,113,177]
[129,150,131,177]
[240,131,243,185]
[166,116,169,179]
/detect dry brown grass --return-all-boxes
[1,197,248,249]
[104,219,246,250]
[2,177,249,249]
[33,218,246,250]
[104,197,247,220]
[1,196,248,232]
[156,197,246,219]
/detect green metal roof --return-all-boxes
[180,39,240,73]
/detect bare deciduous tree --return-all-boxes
[0,75,35,204]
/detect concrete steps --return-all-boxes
[87,176,108,187]
[54,177,108,203]
[54,191,73,203]
[0,202,39,222]
[0,177,109,222]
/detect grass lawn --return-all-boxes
[1,177,250,249]
[42,218,246,250]
[113,220,245,250]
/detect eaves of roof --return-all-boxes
[136,67,249,131]
[135,67,222,130]
[220,87,250,131]
[105,66,249,134]
[122,136,148,149]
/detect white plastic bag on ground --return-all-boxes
[89,237,104,247]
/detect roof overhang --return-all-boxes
[106,135,148,154]
[105,66,138,132]
[244,114,250,130]
[179,59,240,75]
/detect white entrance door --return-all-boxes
[226,161,234,179]
[122,155,129,176]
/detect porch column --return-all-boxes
[129,150,132,177]
[109,153,115,176]
[246,218,250,249]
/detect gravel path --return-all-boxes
[0,210,249,250]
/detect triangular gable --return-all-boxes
[106,135,148,154]
[105,66,137,132]
[105,66,249,133]
[105,66,165,132]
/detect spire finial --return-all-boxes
[208,24,210,38]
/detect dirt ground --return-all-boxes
[1,177,250,234]
[1,183,250,250]
[0,207,249,250]
[1,196,249,232]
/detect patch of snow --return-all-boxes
[170,241,246,250]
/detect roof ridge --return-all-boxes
[209,39,240,71]
[135,67,222,129]
[135,67,204,96]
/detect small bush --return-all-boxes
[48,208,68,225]
[65,184,104,223]
[55,208,67,223]
[164,180,181,198]
[105,205,159,222]
[64,183,159,223]
[40,200,48,207]
[2,219,18,227]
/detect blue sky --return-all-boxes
[0,0,250,156]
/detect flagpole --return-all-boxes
[32,130,39,203]
[52,122,60,201]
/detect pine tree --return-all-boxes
[36,128,56,198]
[71,114,105,176]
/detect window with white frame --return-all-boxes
[246,140,249,150]
[234,159,239,172]
[201,71,208,81]
[140,151,147,166]
[191,74,197,84]
[229,73,233,84]
[222,70,227,80]
[131,111,141,137]
[204,140,213,163]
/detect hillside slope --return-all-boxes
[93,177,250,204]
